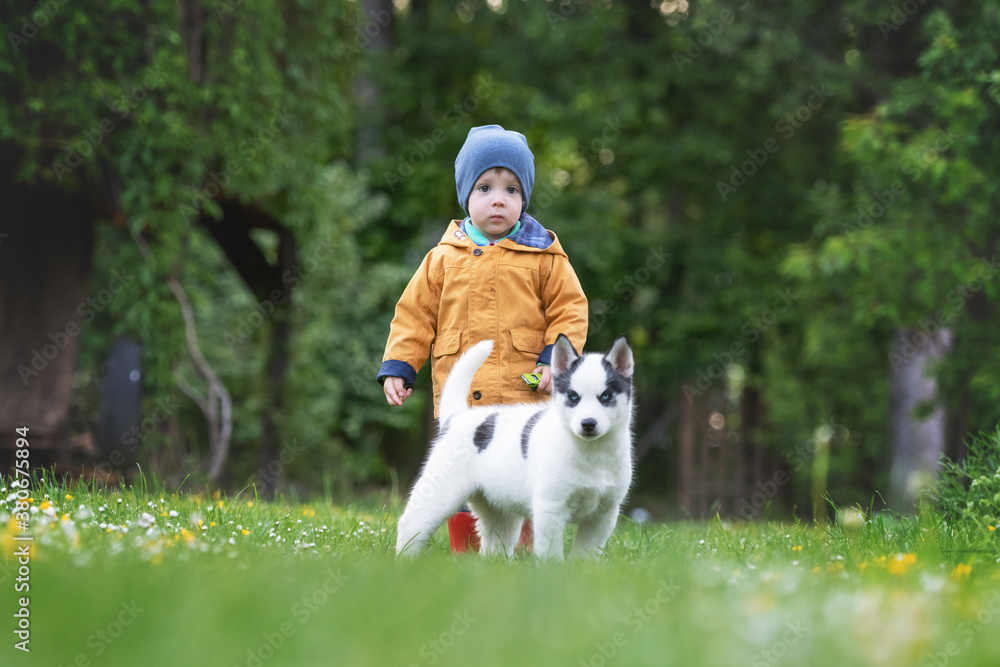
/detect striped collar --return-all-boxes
[461,213,553,250]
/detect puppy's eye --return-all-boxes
[567,391,580,405]
[600,391,612,402]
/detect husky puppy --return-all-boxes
[395,334,634,560]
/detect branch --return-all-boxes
[133,231,233,480]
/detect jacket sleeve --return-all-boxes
[376,250,442,387]
[538,253,589,364]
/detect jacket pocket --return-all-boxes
[432,330,462,358]
[510,328,545,392]
[510,328,545,354]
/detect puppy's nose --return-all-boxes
[581,418,597,434]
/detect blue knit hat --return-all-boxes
[455,124,535,214]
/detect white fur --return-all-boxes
[395,336,634,560]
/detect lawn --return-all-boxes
[2,474,999,667]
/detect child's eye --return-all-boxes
[478,184,490,193]
[506,186,519,195]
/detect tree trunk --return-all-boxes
[889,326,952,512]
[353,0,393,165]
[200,201,295,494]
[677,385,693,515]
[0,151,95,471]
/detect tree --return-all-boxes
[0,0,378,484]
[782,3,1000,511]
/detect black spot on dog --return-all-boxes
[520,410,545,459]
[553,357,585,396]
[600,359,632,404]
[474,413,498,452]
[436,415,454,440]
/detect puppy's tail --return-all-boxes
[438,339,494,421]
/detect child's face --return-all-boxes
[467,168,523,242]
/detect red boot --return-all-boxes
[447,511,480,553]
[518,520,534,551]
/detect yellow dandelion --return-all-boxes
[241,529,250,535]
[950,563,972,581]
[811,566,822,574]
[210,521,216,527]
[302,507,316,517]
[39,501,50,510]
[989,525,996,533]
[887,553,917,576]
[247,501,255,508]
[859,562,868,571]
[106,527,114,533]
[213,490,221,500]
[829,562,845,572]
[160,511,169,517]
[181,528,196,546]
[217,500,225,508]
[61,514,70,522]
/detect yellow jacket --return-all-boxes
[378,216,588,416]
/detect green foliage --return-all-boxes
[3,0,417,484]
[6,0,1000,508]
[934,429,1000,527]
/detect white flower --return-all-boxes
[138,513,156,528]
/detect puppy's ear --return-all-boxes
[605,336,634,379]
[551,334,580,376]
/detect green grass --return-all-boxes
[2,474,1000,667]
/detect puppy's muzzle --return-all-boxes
[580,418,598,436]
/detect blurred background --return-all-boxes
[1,0,998,520]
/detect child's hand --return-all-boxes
[533,366,552,394]
[383,377,412,406]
